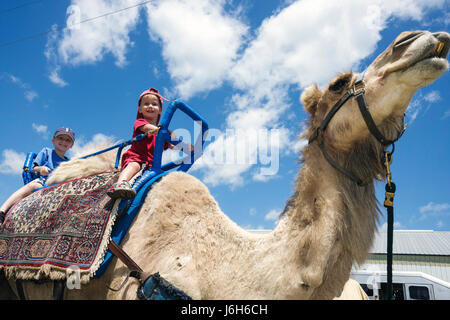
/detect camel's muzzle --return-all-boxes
[431,32,449,59]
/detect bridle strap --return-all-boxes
[320,90,355,132]
[354,88,394,146]
[317,133,365,185]
[309,77,402,186]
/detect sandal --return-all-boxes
[106,181,137,199]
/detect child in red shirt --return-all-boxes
[107,88,169,199]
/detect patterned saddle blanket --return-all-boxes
[0,172,119,284]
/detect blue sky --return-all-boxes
[0,0,449,232]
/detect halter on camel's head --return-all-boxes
[304,31,449,186]
[307,72,406,186]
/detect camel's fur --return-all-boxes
[46,139,120,185]
[2,30,448,300]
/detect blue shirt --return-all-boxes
[33,147,69,172]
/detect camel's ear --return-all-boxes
[300,85,321,115]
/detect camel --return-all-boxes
[1,30,448,300]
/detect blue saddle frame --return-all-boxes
[95,100,209,277]
[22,152,38,185]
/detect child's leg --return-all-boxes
[117,162,141,182]
[0,181,42,213]
[106,162,141,199]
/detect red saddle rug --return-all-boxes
[0,171,119,283]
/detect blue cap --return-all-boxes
[54,127,75,142]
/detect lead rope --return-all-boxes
[383,148,396,300]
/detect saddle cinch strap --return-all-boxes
[107,240,143,277]
[106,240,192,300]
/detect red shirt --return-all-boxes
[121,118,165,169]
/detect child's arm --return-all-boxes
[137,123,160,135]
[33,166,51,176]
[32,147,52,176]
[168,130,194,153]
[137,123,194,153]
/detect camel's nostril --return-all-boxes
[394,31,423,48]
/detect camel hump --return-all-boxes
[153,171,212,200]
[146,171,219,219]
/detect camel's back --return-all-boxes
[47,140,118,185]
[141,171,246,234]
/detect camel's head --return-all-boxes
[302,30,449,152]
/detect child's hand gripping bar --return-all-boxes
[152,100,209,173]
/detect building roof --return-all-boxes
[370,230,450,256]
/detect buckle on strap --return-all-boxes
[350,79,365,96]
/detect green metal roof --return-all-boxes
[370,230,450,256]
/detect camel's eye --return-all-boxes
[329,78,349,92]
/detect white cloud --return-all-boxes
[264,209,280,221]
[8,74,23,86]
[229,0,445,92]
[45,0,141,86]
[442,110,450,120]
[45,24,68,86]
[2,73,39,102]
[423,90,441,103]
[69,133,117,158]
[24,91,38,102]
[229,0,385,91]
[32,123,49,139]
[417,202,450,223]
[407,90,443,124]
[145,0,247,98]
[192,122,289,187]
[406,98,421,124]
[0,149,26,175]
[49,67,68,87]
[59,0,140,67]
[378,221,405,232]
[419,202,450,214]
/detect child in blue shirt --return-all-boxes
[0,127,75,225]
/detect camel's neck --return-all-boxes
[274,144,379,298]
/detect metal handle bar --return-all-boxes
[153,100,209,173]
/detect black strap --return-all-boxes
[15,279,65,300]
[384,182,396,300]
[106,270,141,292]
[53,280,65,300]
[319,90,354,132]
[15,280,26,300]
[309,79,398,186]
[386,205,394,300]
[317,132,365,185]
[355,92,394,146]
